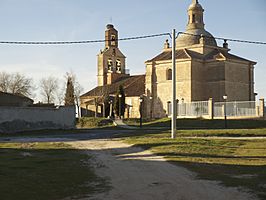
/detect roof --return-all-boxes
[0,91,33,107]
[146,48,256,64]
[146,49,203,63]
[0,91,33,102]
[81,75,145,99]
[176,29,217,48]
[205,49,257,64]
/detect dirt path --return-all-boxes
[69,139,256,200]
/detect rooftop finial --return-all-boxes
[192,0,199,4]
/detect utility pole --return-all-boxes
[171,29,177,139]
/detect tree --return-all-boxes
[65,72,83,117]
[74,81,83,117]
[64,76,75,106]
[114,85,125,118]
[55,83,65,106]
[0,72,11,93]
[0,71,34,97]
[39,76,58,104]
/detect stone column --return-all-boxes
[208,98,214,119]
[259,98,265,118]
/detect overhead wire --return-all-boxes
[178,32,266,45]
[0,33,170,45]
[0,31,265,46]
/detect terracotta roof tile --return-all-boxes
[81,75,145,98]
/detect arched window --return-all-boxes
[107,58,113,71]
[116,59,121,72]
[167,69,172,80]
[111,35,116,46]
[192,14,196,23]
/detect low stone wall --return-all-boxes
[0,106,76,133]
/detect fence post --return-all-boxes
[256,105,260,117]
[259,98,265,118]
[208,98,214,119]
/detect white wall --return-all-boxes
[0,106,76,133]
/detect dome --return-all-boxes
[176,29,217,48]
[188,2,203,11]
[176,0,217,48]
[106,24,114,30]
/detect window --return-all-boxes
[107,58,113,71]
[167,69,172,80]
[111,35,116,46]
[116,59,121,67]
[116,59,121,72]
[192,14,195,23]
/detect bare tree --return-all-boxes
[0,72,11,93]
[55,83,65,106]
[0,71,34,97]
[39,76,58,104]
[9,72,34,96]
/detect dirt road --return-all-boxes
[70,139,255,200]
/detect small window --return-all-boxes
[111,35,116,46]
[167,69,172,80]
[192,14,196,23]
[112,49,116,56]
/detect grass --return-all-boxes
[124,130,266,199]
[124,118,266,129]
[175,128,266,137]
[0,142,110,200]
[77,117,114,128]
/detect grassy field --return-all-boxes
[124,118,266,130]
[1,118,266,199]
[0,142,109,200]
[124,130,266,199]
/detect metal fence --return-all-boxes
[214,101,257,118]
[177,101,209,117]
[167,101,209,117]
[167,100,259,119]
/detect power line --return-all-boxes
[0,33,170,45]
[0,31,265,46]
[178,32,266,45]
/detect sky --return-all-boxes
[0,0,265,102]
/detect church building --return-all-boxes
[80,24,145,118]
[81,0,257,119]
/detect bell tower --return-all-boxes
[97,24,127,86]
[105,24,118,48]
[187,0,205,30]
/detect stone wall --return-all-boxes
[225,61,254,101]
[125,97,141,118]
[0,106,76,133]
